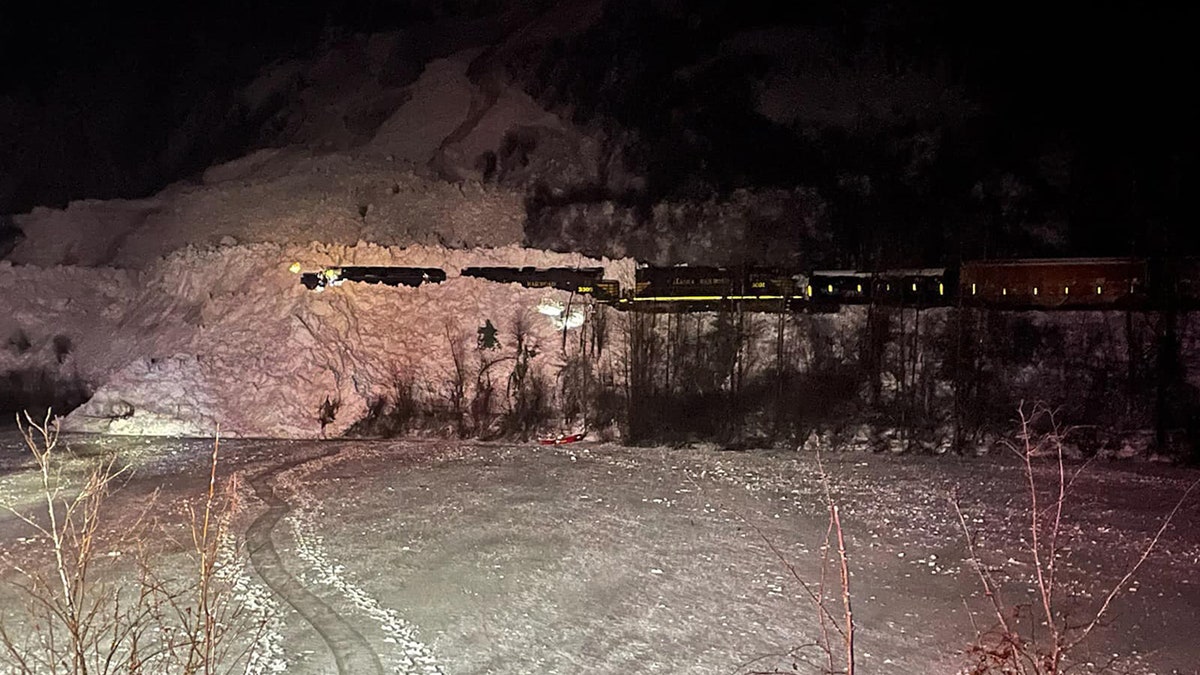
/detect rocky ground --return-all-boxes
[1,432,1197,674]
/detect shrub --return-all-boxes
[0,412,271,674]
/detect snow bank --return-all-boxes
[10,151,527,269]
[42,242,633,438]
[0,261,139,385]
[367,50,479,164]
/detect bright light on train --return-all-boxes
[536,298,565,316]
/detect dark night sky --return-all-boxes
[2,0,1195,257]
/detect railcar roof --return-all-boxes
[962,257,1141,266]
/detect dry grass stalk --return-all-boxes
[738,448,855,675]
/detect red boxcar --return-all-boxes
[960,258,1147,309]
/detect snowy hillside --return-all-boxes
[3,241,632,438]
[2,3,1194,450]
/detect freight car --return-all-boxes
[959,258,1146,309]
[460,266,620,302]
[300,266,446,291]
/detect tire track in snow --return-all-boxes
[284,481,444,675]
[246,449,386,675]
[214,529,288,674]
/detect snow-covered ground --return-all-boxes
[1,434,1197,674]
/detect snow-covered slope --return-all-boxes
[1,242,633,437]
[9,150,527,269]
[1,27,627,438]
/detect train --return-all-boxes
[297,257,1200,313]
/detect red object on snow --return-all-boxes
[539,432,586,445]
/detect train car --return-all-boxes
[632,265,804,312]
[959,258,1146,309]
[747,267,807,299]
[632,265,736,311]
[342,266,446,286]
[872,268,951,307]
[807,270,872,309]
[460,266,620,302]
[300,266,446,291]
[1151,257,1200,310]
[634,265,735,300]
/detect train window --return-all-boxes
[827,284,833,293]
[971,283,977,295]
[938,282,944,295]
[1064,286,1069,295]
[1002,288,1008,296]
[911,282,917,292]
[1033,287,1039,296]
[806,285,813,297]
[856,283,862,293]
[1097,285,1103,294]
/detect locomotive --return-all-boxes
[295,257,1196,312]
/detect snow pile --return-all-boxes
[367,51,480,165]
[37,242,633,438]
[10,151,527,270]
[367,47,605,188]
[0,261,139,385]
[2,33,630,439]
